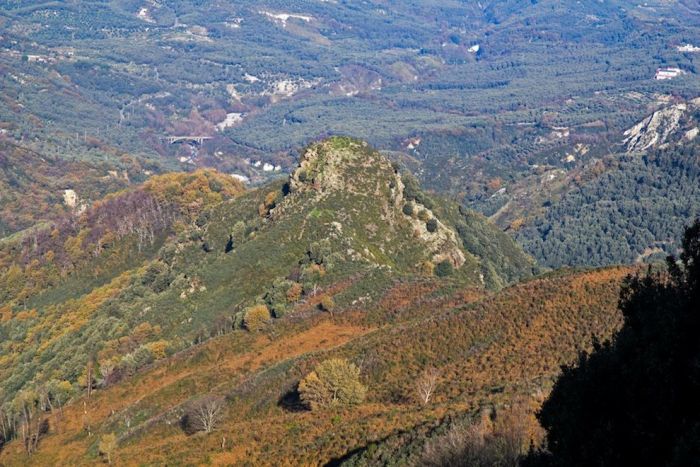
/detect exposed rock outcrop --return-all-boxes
[624,103,687,152]
[624,99,700,152]
[285,137,467,269]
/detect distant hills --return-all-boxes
[1,0,698,164]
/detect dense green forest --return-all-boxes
[517,138,700,268]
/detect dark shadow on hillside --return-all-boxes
[324,445,367,467]
[179,413,197,436]
[323,427,419,467]
[277,388,307,413]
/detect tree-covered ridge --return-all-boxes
[0,141,143,238]
[0,169,244,411]
[0,169,244,304]
[516,133,700,268]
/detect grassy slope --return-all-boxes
[0,266,633,465]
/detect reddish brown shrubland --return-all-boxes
[0,268,632,465]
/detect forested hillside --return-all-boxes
[0,251,631,465]
[514,101,700,268]
[0,139,540,461]
[0,141,154,237]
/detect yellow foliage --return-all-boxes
[305,263,326,277]
[77,365,96,390]
[509,218,525,231]
[34,273,131,354]
[99,231,116,247]
[319,295,335,312]
[143,169,245,219]
[244,305,271,332]
[298,358,366,410]
[420,260,435,276]
[0,304,13,322]
[15,309,37,321]
[487,177,502,191]
[264,191,278,208]
[63,231,87,264]
[132,322,160,344]
[44,250,55,262]
[145,340,170,360]
[3,264,24,290]
[99,433,118,464]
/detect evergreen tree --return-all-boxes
[527,220,700,466]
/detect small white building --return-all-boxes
[677,44,700,53]
[230,173,250,183]
[655,67,684,80]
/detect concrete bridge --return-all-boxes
[165,136,213,145]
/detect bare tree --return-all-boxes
[422,420,488,467]
[416,367,440,405]
[422,400,539,467]
[494,398,536,465]
[184,396,225,434]
[13,389,47,455]
[82,401,91,437]
[0,407,15,444]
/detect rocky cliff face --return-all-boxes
[284,137,468,271]
[624,98,700,152]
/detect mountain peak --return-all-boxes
[279,137,468,271]
[289,136,395,195]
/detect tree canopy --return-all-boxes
[298,359,366,410]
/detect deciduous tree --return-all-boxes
[415,367,440,405]
[243,305,271,332]
[99,433,117,464]
[298,359,366,410]
[184,396,225,434]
